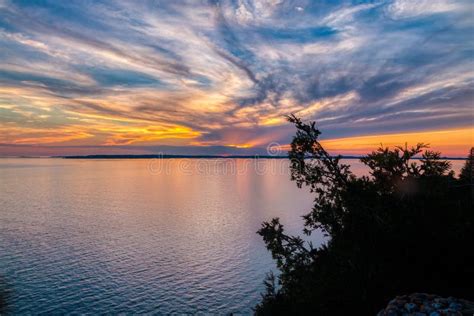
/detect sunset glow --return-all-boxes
[0,1,473,156]
[321,127,474,157]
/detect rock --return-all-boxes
[378,293,473,316]
[405,302,417,312]
[432,302,443,309]
[448,302,462,310]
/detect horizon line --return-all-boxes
[0,154,468,160]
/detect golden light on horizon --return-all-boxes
[321,127,473,157]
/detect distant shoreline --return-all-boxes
[53,154,466,160]
[0,154,467,160]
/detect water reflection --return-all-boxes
[0,158,464,314]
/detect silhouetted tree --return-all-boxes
[256,115,474,315]
[460,148,474,184]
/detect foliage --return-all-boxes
[255,115,474,315]
[460,148,474,184]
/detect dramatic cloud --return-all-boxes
[0,0,472,156]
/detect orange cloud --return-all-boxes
[0,126,94,144]
[103,126,201,145]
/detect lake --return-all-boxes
[0,158,464,314]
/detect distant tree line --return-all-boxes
[256,115,474,315]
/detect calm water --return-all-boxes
[0,158,464,314]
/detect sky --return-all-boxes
[0,0,473,157]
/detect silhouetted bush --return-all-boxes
[256,116,474,315]
[460,148,474,185]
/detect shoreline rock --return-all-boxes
[377,293,474,316]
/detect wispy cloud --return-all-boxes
[0,0,472,156]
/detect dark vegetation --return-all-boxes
[256,115,474,315]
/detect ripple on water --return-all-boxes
[5,158,455,313]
